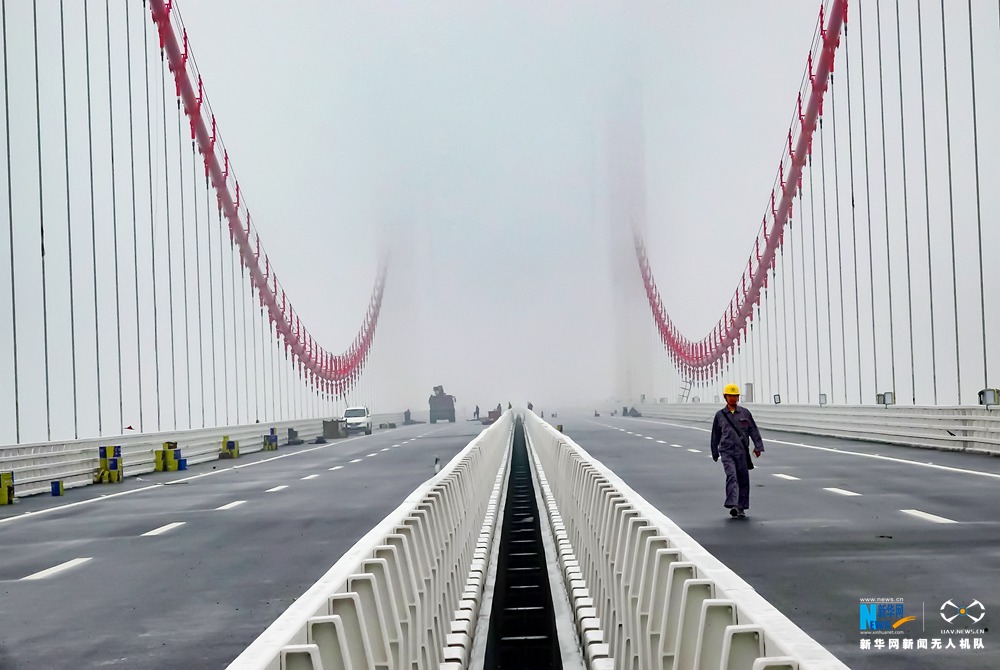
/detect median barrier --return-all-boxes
[624,402,1000,455]
[227,412,514,670]
[523,412,849,670]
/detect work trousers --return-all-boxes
[721,449,750,510]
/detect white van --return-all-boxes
[343,406,373,435]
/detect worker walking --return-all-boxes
[710,383,764,518]
[474,405,480,420]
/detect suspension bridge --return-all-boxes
[1,1,998,669]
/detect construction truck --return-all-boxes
[429,386,456,423]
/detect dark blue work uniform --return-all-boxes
[710,405,765,511]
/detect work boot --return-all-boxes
[729,508,739,518]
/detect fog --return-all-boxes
[3,1,996,444]
[170,1,821,416]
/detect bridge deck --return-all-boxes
[572,415,1000,670]
[2,416,997,668]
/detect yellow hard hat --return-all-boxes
[722,383,741,396]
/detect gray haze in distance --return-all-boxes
[176,1,820,414]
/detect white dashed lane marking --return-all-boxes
[349,458,363,464]
[21,558,92,581]
[901,509,957,524]
[772,474,801,481]
[670,444,684,449]
[824,487,862,497]
[141,522,186,537]
[265,485,289,493]
[215,500,246,510]
[687,448,701,453]
[329,466,343,471]
[301,474,319,480]
[366,453,377,458]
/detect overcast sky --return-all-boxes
[1,1,998,443]
[168,1,824,412]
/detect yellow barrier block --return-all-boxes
[220,437,240,459]
[1,471,13,505]
[95,446,126,484]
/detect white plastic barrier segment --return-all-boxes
[227,412,514,670]
[526,441,613,670]
[440,439,510,668]
[523,413,849,670]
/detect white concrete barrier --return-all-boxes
[622,402,1000,455]
[227,412,513,670]
[0,413,409,498]
[524,413,849,670]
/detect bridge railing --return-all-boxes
[620,403,1000,456]
[227,412,513,670]
[524,412,849,670]
[0,413,413,498]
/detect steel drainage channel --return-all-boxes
[483,419,561,669]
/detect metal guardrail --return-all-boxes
[0,413,409,498]
[622,403,1000,455]
[228,412,513,670]
[524,412,849,670]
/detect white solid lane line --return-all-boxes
[142,522,186,537]
[0,427,418,529]
[627,418,1000,480]
[773,474,801,481]
[349,458,363,464]
[265,485,289,493]
[329,465,343,471]
[824,487,862,497]
[301,474,319,480]
[901,509,957,524]
[215,500,246,511]
[687,448,701,453]
[21,557,92,581]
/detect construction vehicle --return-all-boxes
[429,386,456,423]
[481,408,502,426]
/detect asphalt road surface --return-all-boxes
[0,420,485,669]
[565,413,1000,670]
[3,413,996,669]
